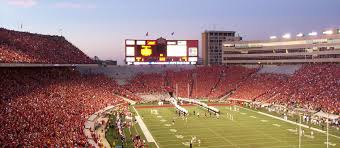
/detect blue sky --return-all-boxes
[1,0,340,64]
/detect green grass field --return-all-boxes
[135,105,340,148]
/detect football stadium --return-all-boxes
[1,27,340,148]
[1,1,340,148]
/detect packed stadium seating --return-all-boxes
[262,64,340,114]
[167,69,194,97]
[208,66,257,98]
[0,68,124,147]
[0,28,94,64]
[229,73,287,100]
[191,66,223,98]
[125,64,339,114]
[124,73,166,93]
[1,28,339,147]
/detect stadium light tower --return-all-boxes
[323,30,333,35]
[308,32,318,36]
[270,36,277,39]
[296,33,304,37]
[282,33,291,39]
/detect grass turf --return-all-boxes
[135,105,340,148]
[105,107,158,148]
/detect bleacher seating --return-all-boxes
[0,28,94,64]
[0,68,123,147]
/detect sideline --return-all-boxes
[84,105,116,148]
[133,106,160,148]
[241,107,340,139]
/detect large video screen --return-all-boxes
[125,39,198,65]
[167,45,187,57]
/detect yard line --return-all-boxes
[207,127,239,148]
[241,107,340,140]
[133,106,160,148]
[250,115,257,118]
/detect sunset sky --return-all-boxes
[1,0,340,64]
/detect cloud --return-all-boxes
[53,2,96,9]
[5,0,38,7]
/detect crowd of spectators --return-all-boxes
[263,64,340,114]
[208,66,257,98]
[166,69,194,97]
[124,64,339,114]
[1,61,339,147]
[229,73,287,100]
[0,28,94,64]
[0,68,124,147]
[138,93,171,103]
[191,66,223,98]
[124,73,166,93]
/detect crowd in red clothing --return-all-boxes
[208,66,257,98]
[263,64,340,114]
[124,66,257,99]
[167,69,194,97]
[0,64,339,147]
[125,64,339,114]
[0,68,124,147]
[0,28,94,64]
[229,73,287,100]
[191,66,223,98]
[124,73,166,94]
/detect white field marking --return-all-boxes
[157,130,302,141]
[304,135,315,139]
[148,123,311,137]
[182,142,190,146]
[156,116,162,118]
[149,123,305,135]
[250,116,257,118]
[324,142,337,147]
[164,124,172,127]
[175,135,184,139]
[155,131,312,143]
[155,136,231,143]
[240,112,246,115]
[158,137,295,147]
[170,129,177,132]
[241,107,340,140]
[157,134,304,147]
[160,119,166,122]
[272,124,281,127]
[132,107,160,148]
[260,120,268,122]
[156,132,329,147]
[207,127,239,147]
[151,109,159,115]
[287,129,297,133]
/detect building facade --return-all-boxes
[222,32,340,64]
[202,31,242,65]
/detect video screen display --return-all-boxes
[125,38,198,65]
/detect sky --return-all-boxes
[1,0,340,65]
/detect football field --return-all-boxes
[135,105,340,148]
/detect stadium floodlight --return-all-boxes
[282,33,291,39]
[270,36,277,39]
[296,33,304,37]
[308,32,318,36]
[323,30,333,35]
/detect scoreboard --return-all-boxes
[125,38,198,65]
